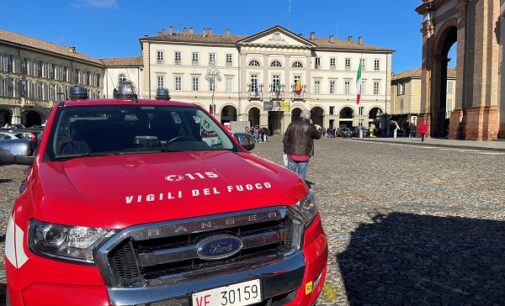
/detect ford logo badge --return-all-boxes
[196,234,243,260]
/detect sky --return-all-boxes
[0,0,427,73]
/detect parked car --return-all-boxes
[1,128,43,153]
[233,132,255,151]
[0,131,21,140]
[0,138,31,163]
[351,126,369,138]
[337,127,352,138]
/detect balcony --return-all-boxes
[289,84,308,100]
[268,83,286,99]
[247,83,264,99]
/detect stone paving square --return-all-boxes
[0,136,504,305]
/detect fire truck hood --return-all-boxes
[33,151,308,229]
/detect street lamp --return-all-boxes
[205,68,221,115]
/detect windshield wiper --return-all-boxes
[53,152,116,161]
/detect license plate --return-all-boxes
[192,279,262,306]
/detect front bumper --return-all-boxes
[110,252,306,305]
[7,216,327,306]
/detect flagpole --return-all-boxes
[357,53,363,138]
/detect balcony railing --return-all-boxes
[268,83,286,99]
[247,83,308,100]
[290,84,307,100]
[247,83,264,99]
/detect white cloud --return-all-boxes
[72,0,119,9]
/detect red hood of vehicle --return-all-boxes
[32,151,308,229]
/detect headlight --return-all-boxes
[28,220,114,264]
[290,191,318,227]
[287,192,319,253]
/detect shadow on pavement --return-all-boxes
[338,212,505,305]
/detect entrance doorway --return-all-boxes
[311,107,324,127]
[339,107,354,128]
[221,106,237,124]
[268,111,283,135]
[434,26,457,138]
[248,107,260,127]
[0,109,12,127]
[24,110,42,127]
[369,107,382,127]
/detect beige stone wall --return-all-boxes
[390,77,447,116]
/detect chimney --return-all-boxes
[168,25,174,35]
[329,35,334,43]
[348,35,354,42]
[358,36,363,45]
[69,46,76,53]
[202,28,208,37]
[183,27,188,33]
[310,32,315,39]
[189,27,194,35]
[208,28,213,36]
[225,28,231,37]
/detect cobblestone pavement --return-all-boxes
[0,136,504,305]
[253,136,505,305]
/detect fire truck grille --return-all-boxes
[100,207,295,288]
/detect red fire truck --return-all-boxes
[2,84,327,306]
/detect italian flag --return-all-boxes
[356,59,362,105]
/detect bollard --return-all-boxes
[359,128,363,139]
[393,129,397,138]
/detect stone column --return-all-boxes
[449,2,467,139]
[499,7,505,138]
[239,52,247,121]
[141,41,151,99]
[12,107,22,125]
[323,115,330,130]
[464,0,500,139]
[260,111,268,128]
[281,111,291,134]
[419,8,435,137]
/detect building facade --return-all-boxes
[391,67,456,128]
[0,26,394,134]
[102,57,143,99]
[0,29,104,127]
[140,26,393,134]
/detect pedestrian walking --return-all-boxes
[283,109,321,184]
[418,122,428,142]
[253,126,260,143]
[326,127,333,138]
[261,127,269,142]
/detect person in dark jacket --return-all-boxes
[283,109,321,181]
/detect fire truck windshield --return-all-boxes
[45,105,236,160]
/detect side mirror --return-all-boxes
[0,150,35,165]
[233,133,255,151]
